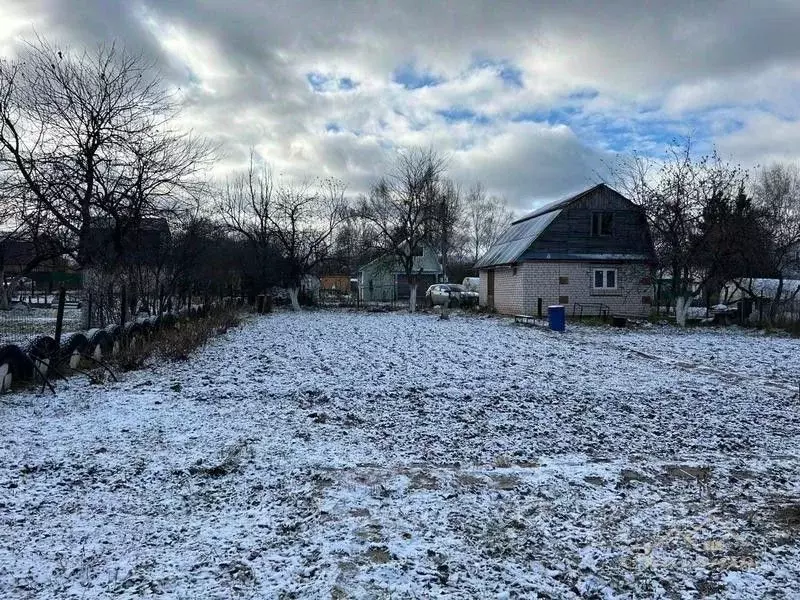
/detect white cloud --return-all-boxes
[717,113,800,168]
[1,0,799,206]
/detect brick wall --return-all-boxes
[481,261,652,317]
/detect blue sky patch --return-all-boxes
[437,107,491,125]
[471,57,524,88]
[307,72,359,92]
[392,62,445,89]
[567,89,599,101]
[306,72,329,91]
[511,106,581,126]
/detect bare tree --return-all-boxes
[0,37,210,278]
[463,183,513,264]
[752,163,800,324]
[359,147,447,312]
[270,177,347,309]
[610,139,747,325]
[219,154,347,310]
[430,178,466,281]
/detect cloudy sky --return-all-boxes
[2,0,799,211]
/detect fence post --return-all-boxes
[120,285,127,328]
[54,286,66,346]
[87,292,93,330]
[537,298,543,318]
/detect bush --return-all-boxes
[112,308,244,371]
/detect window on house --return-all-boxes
[412,246,424,257]
[591,212,613,236]
[593,269,617,289]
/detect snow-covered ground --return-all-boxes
[1,311,799,598]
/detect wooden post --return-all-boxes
[54,286,66,346]
[120,285,128,328]
[655,279,662,317]
[87,292,93,330]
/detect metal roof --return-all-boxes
[474,184,607,269]
[474,209,561,268]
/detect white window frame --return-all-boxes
[593,268,618,290]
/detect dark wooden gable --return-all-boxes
[521,185,655,261]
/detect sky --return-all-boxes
[2,0,799,211]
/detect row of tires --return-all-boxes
[0,309,199,393]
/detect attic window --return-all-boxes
[411,246,424,257]
[592,212,613,236]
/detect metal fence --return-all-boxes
[317,283,428,310]
[0,284,244,349]
[0,289,83,346]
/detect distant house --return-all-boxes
[358,243,444,302]
[0,237,75,288]
[86,217,171,267]
[475,183,657,318]
[320,275,352,296]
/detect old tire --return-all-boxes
[87,329,114,361]
[0,344,32,390]
[59,332,89,369]
[25,335,58,379]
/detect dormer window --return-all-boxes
[592,212,613,236]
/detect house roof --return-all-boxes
[359,242,442,274]
[474,184,609,269]
[725,278,800,300]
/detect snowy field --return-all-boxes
[1,311,799,598]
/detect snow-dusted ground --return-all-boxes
[1,311,799,598]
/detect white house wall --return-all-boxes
[480,261,652,318]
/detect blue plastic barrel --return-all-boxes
[548,305,566,332]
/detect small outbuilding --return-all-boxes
[475,183,656,318]
[358,243,444,302]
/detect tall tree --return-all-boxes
[0,37,209,277]
[358,147,447,312]
[219,155,346,310]
[463,183,513,264]
[611,139,747,325]
[752,163,800,323]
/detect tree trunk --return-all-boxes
[408,283,418,313]
[768,276,784,328]
[675,295,690,327]
[288,287,301,311]
[0,269,9,310]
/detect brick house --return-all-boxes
[474,183,657,318]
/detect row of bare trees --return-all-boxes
[613,139,800,326]
[0,37,210,316]
[213,147,513,312]
[0,37,514,316]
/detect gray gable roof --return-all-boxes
[474,184,607,269]
[359,241,442,274]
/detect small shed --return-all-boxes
[358,243,444,302]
